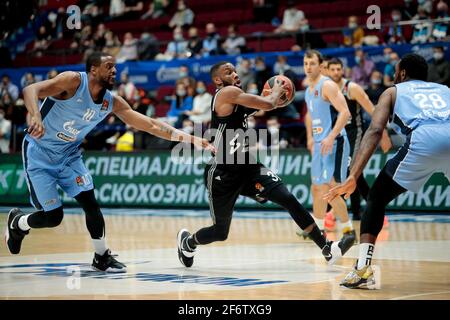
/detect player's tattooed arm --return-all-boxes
[113,96,215,151]
[349,87,395,179]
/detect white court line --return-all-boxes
[391,290,450,300]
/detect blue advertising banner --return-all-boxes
[1,42,449,90]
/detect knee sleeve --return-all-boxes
[46,207,64,227]
[27,206,64,228]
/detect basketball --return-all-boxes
[262,75,296,108]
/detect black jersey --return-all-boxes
[209,88,258,169]
[342,79,365,132]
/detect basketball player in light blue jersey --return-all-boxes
[302,50,356,247]
[325,53,450,289]
[5,52,214,272]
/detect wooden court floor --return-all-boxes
[0,209,449,300]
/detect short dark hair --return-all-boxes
[328,58,344,67]
[86,52,111,73]
[304,50,323,63]
[210,61,229,79]
[398,53,428,81]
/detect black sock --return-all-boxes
[186,235,197,251]
[308,225,327,249]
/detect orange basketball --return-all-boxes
[262,75,296,108]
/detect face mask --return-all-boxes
[390,59,398,66]
[177,89,186,97]
[355,56,361,65]
[183,126,193,134]
[417,0,425,4]
[229,33,236,38]
[179,71,188,78]
[0,113,4,120]
[300,24,310,32]
[349,22,357,29]
[240,67,249,74]
[433,52,444,60]
[268,126,279,135]
[248,89,259,95]
[384,54,391,62]
[174,34,183,41]
[371,79,382,85]
[392,15,401,21]
[196,87,205,94]
[255,65,265,71]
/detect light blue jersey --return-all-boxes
[306,76,350,185]
[391,80,450,134]
[305,76,347,143]
[23,72,114,211]
[385,80,450,192]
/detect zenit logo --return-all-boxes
[0,263,288,287]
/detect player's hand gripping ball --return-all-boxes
[262,75,296,108]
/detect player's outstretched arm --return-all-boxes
[22,71,80,138]
[112,96,215,152]
[221,79,287,111]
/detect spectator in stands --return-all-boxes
[167,82,193,127]
[116,32,138,62]
[137,32,159,60]
[431,1,449,42]
[118,72,139,105]
[71,24,94,51]
[176,65,196,96]
[115,125,135,151]
[181,119,194,134]
[222,24,246,55]
[418,0,433,15]
[428,46,450,86]
[383,47,393,63]
[202,23,221,57]
[351,49,375,89]
[402,0,418,20]
[274,0,307,33]
[141,0,172,19]
[366,71,385,105]
[384,9,407,44]
[93,23,107,50]
[383,52,400,87]
[0,75,19,102]
[102,30,122,57]
[22,73,36,88]
[34,25,51,55]
[110,0,126,19]
[410,6,433,44]
[185,81,212,126]
[186,27,203,58]
[158,26,188,60]
[47,69,59,80]
[254,56,273,92]
[81,0,104,26]
[236,58,256,92]
[0,108,11,153]
[252,0,278,23]
[343,16,364,47]
[273,55,297,84]
[169,0,194,29]
[263,117,289,149]
[122,0,144,20]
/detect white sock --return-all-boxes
[18,214,31,231]
[341,219,353,230]
[315,218,324,230]
[92,238,108,255]
[357,243,375,270]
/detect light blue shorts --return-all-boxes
[385,123,450,192]
[311,135,350,185]
[22,139,94,211]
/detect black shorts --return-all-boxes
[203,163,283,224]
[346,126,366,159]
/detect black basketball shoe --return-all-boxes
[5,208,29,254]
[92,249,127,273]
[177,229,195,268]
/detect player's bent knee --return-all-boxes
[46,206,64,227]
[214,225,229,241]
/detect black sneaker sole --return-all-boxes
[177,229,194,268]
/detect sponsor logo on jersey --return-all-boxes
[255,182,265,192]
[101,99,109,111]
[56,132,76,142]
[312,127,323,135]
[314,90,318,97]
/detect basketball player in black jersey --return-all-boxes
[177,61,353,267]
[327,58,392,220]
